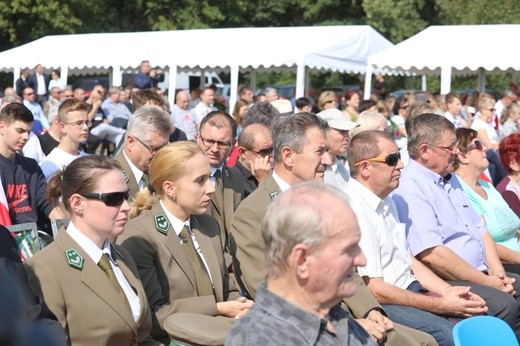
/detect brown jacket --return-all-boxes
[26,230,156,346]
[117,202,239,339]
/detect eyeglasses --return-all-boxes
[80,191,129,206]
[486,108,496,112]
[355,152,401,166]
[132,136,165,155]
[62,94,74,99]
[324,99,337,104]
[64,120,92,128]
[428,142,459,154]
[400,105,410,110]
[248,147,273,157]
[463,140,484,152]
[24,92,34,96]
[199,135,232,148]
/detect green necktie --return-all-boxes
[142,172,150,189]
[213,169,224,208]
[98,253,129,305]
[179,225,214,296]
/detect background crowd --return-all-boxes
[0,61,520,345]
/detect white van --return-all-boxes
[158,71,224,91]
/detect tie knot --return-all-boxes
[142,172,150,186]
[213,169,222,181]
[98,253,112,271]
[179,225,191,243]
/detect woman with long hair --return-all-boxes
[117,141,253,343]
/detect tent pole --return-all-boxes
[61,66,69,87]
[111,66,122,87]
[477,68,485,92]
[168,65,178,109]
[305,68,310,98]
[421,75,427,91]
[296,63,305,98]
[250,68,256,91]
[13,68,20,93]
[363,64,373,100]
[440,67,451,94]
[229,65,239,115]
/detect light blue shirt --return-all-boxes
[23,99,49,129]
[392,160,488,272]
[457,176,520,252]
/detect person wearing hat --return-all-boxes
[317,108,359,193]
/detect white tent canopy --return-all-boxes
[0,26,392,109]
[364,24,520,96]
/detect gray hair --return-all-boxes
[262,181,351,278]
[126,105,173,142]
[407,113,455,160]
[272,112,329,164]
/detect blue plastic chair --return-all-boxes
[452,315,518,346]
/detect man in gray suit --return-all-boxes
[196,110,243,252]
[230,112,436,345]
[114,105,171,201]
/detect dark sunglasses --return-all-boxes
[355,152,401,166]
[249,147,273,157]
[80,191,129,206]
[463,140,484,152]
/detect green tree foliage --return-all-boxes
[0,0,81,49]
[362,0,429,43]
[436,0,520,25]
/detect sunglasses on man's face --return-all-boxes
[79,191,129,206]
[354,152,401,167]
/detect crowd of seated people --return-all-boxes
[2,64,520,345]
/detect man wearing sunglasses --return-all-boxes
[40,99,90,180]
[231,123,273,199]
[348,130,487,346]
[392,113,520,340]
[230,114,434,345]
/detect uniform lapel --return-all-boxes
[151,202,198,291]
[55,231,137,332]
[115,151,140,200]
[191,216,223,301]
[113,251,144,329]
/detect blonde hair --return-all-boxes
[349,110,387,137]
[317,90,336,110]
[130,141,204,218]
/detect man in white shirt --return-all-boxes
[40,99,90,180]
[347,130,487,346]
[171,90,197,140]
[22,87,49,135]
[192,87,216,126]
[444,92,466,128]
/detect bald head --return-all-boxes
[175,90,190,110]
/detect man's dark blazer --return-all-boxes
[28,73,51,97]
[15,77,30,97]
[207,166,243,252]
[230,160,258,199]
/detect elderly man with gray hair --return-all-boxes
[113,105,172,200]
[226,181,375,346]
